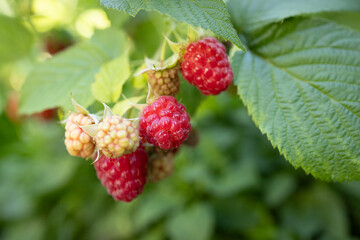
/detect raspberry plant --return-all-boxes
[11,0,360,189]
[1,0,360,238]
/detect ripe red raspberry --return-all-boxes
[139,96,191,150]
[147,67,180,96]
[94,146,148,202]
[65,113,95,158]
[96,115,139,158]
[147,152,174,183]
[181,37,233,95]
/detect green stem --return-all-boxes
[22,0,39,37]
[173,29,185,42]
[160,38,167,63]
[152,28,174,61]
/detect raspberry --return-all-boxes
[65,113,95,158]
[147,152,174,183]
[181,37,233,95]
[139,96,191,149]
[96,115,139,158]
[147,67,180,96]
[94,146,148,202]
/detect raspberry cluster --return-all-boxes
[139,96,191,150]
[96,116,139,158]
[64,113,95,158]
[94,146,148,202]
[181,37,233,95]
[148,67,180,96]
[62,34,232,202]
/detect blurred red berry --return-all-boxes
[32,108,58,121]
[5,92,20,123]
[44,29,74,55]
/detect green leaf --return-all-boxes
[181,137,258,197]
[316,12,360,33]
[2,219,45,240]
[281,184,348,239]
[177,76,206,116]
[19,43,107,114]
[112,95,145,116]
[0,84,6,114]
[231,18,360,181]
[92,52,130,103]
[133,190,183,231]
[90,28,127,59]
[264,173,296,207]
[227,0,360,32]
[0,15,34,64]
[167,203,214,240]
[91,204,136,239]
[19,29,126,114]
[100,0,245,50]
[214,197,276,238]
[0,120,78,219]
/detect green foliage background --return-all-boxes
[0,0,359,239]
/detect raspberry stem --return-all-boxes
[172,29,185,42]
[146,82,159,104]
[160,39,167,62]
[121,94,147,111]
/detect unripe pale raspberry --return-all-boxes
[65,113,95,158]
[96,115,139,158]
[147,67,180,96]
[139,96,191,150]
[94,146,148,202]
[147,152,174,183]
[181,37,233,95]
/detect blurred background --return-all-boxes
[0,0,360,239]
